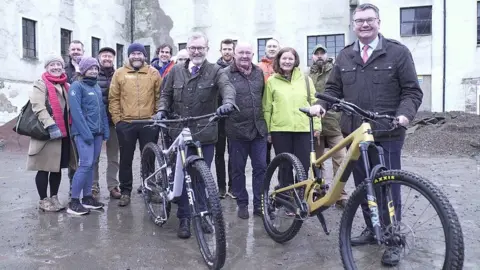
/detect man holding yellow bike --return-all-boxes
[309,3,423,266]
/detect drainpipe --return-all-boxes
[442,0,446,112]
[130,0,134,43]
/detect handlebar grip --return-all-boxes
[315,93,340,103]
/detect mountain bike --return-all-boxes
[261,93,464,269]
[132,112,227,270]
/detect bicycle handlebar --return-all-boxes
[314,93,407,130]
[130,112,225,125]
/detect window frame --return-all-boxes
[257,38,272,62]
[399,6,433,37]
[116,43,124,68]
[144,45,151,63]
[477,2,480,44]
[22,18,37,59]
[178,43,187,51]
[306,34,345,66]
[60,28,72,63]
[91,37,101,57]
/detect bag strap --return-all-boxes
[304,76,311,105]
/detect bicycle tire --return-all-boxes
[261,152,307,244]
[339,169,464,270]
[140,142,171,226]
[187,159,226,270]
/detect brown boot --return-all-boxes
[110,187,122,199]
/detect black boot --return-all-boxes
[350,228,376,246]
[177,218,191,239]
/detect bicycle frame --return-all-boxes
[271,109,395,241]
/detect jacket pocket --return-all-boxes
[173,83,183,102]
[340,66,357,85]
[372,63,395,84]
[197,80,215,102]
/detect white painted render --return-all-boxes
[1,0,479,125]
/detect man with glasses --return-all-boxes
[155,32,237,239]
[309,3,422,266]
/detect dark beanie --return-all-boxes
[128,43,147,56]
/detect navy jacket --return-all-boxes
[68,77,110,144]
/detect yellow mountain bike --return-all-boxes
[261,93,464,269]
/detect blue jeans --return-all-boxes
[229,137,267,209]
[177,144,214,219]
[71,135,103,199]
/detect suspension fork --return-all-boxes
[359,142,382,244]
[178,144,196,213]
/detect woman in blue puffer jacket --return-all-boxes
[68,56,110,215]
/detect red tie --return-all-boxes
[362,45,369,63]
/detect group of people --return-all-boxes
[25,3,423,266]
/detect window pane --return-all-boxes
[326,35,335,42]
[400,22,414,36]
[401,9,415,22]
[416,21,432,35]
[326,41,335,47]
[416,7,432,20]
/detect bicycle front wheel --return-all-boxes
[187,159,226,270]
[339,169,464,270]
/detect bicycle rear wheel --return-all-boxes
[140,142,171,226]
[339,169,464,270]
[187,159,226,270]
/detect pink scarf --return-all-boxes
[41,72,70,137]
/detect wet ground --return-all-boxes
[0,149,479,269]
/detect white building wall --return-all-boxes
[1,0,480,126]
[0,0,128,125]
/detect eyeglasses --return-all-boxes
[353,17,378,26]
[187,46,206,52]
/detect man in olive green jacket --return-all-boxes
[308,44,348,207]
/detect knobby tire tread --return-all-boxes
[339,169,464,270]
[188,159,226,270]
[262,152,307,243]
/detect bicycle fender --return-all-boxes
[184,155,204,167]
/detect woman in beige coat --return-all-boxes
[26,53,77,212]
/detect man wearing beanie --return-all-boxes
[92,47,122,200]
[109,42,162,207]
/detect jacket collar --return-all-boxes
[348,33,387,66]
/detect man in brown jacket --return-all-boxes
[109,42,162,207]
[308,44,349,208]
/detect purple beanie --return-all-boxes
[79,57,100,75]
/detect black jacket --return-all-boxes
[224,63,267,141]
[65,59,77,84]
[318,34,423,141]
[97,66,115,125]
[158,59,237,145]
[215,57,233,137]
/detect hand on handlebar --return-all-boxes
[397,115,409,127]
[309,104,326,117]
[152,111,167,120]
[216,103,234,116]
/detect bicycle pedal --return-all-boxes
[317,213,330,235]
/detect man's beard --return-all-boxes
[310,59,325,73]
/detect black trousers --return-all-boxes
[116,121,159,195]
[271,132,310,185]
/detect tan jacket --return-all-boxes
[26,80,78,172]
[109,63,162,124]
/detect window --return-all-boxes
[400,6,432,37]
[178,43,187,51]
[91,37,100,57]
[233,40,238,45]
[257,38,271,62]
[116,43,124,68]
[477,2,480,44]
[60,28,72,63]
[144,45,151,62]
[307,34,345,66]
[22,18,36,59]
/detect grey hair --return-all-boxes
[187,32,209,47]
[354,3,380,18]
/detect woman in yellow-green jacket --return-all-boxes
[262,47,321,183]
